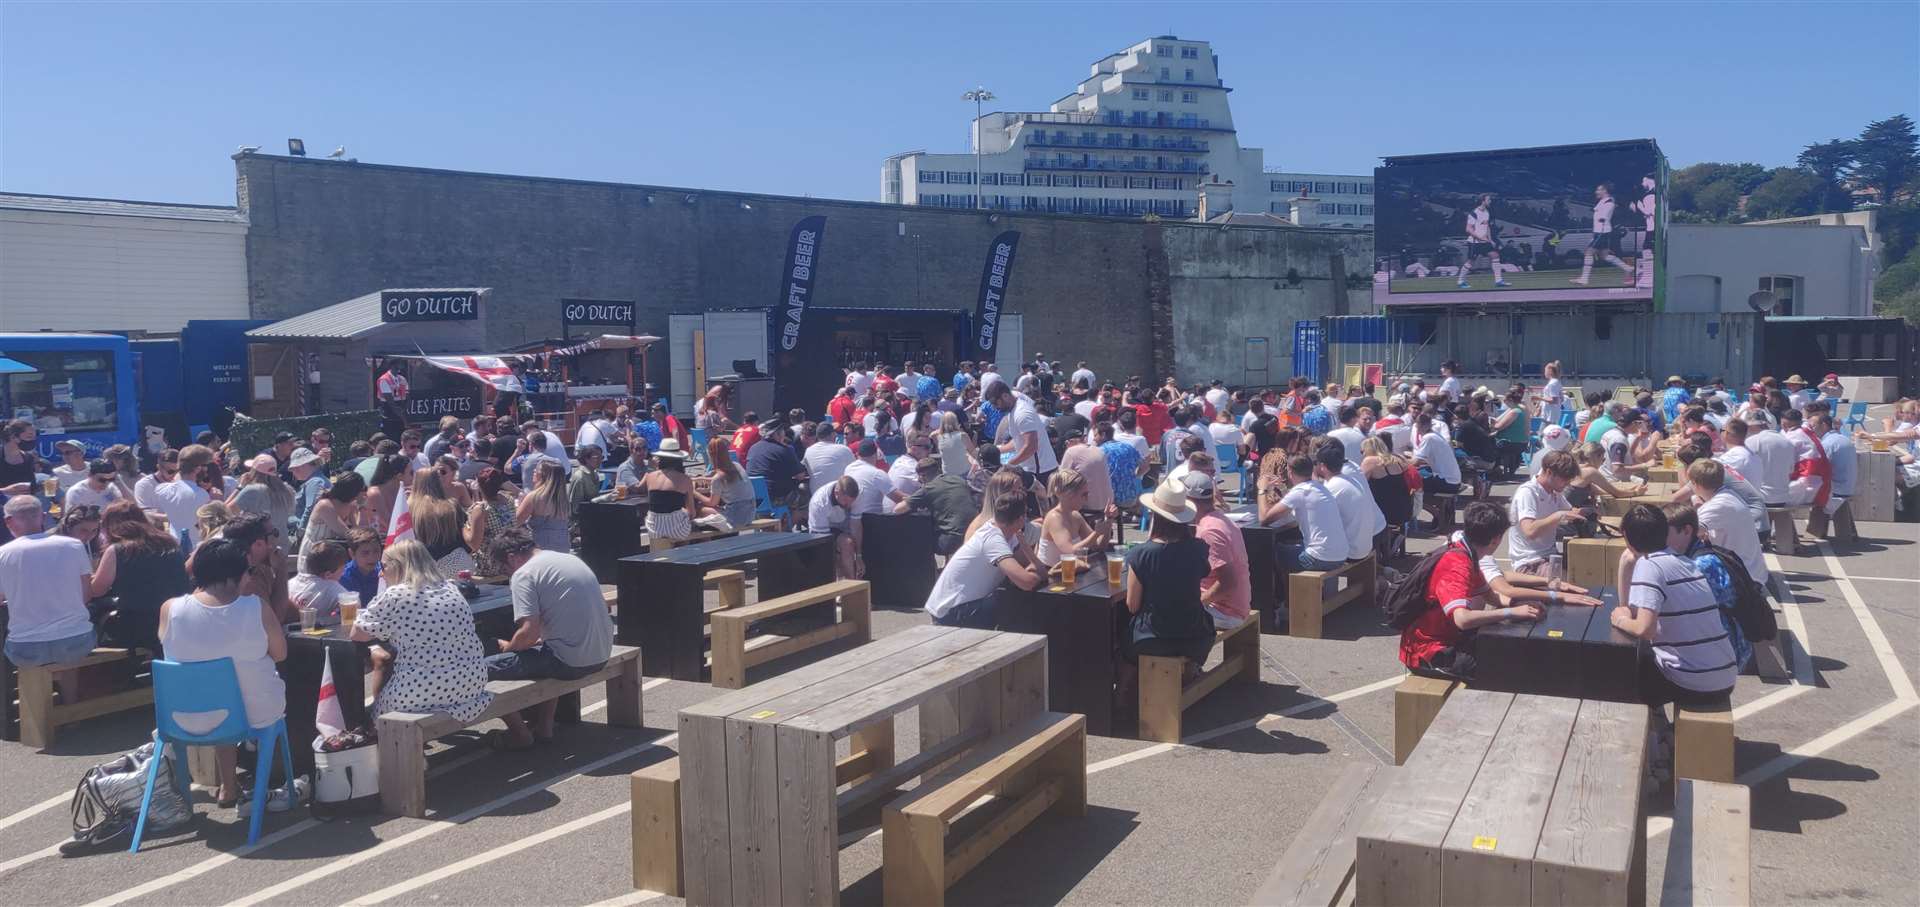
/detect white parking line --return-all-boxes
[0,792,68,835]
[84,818,325,907]
[344,800,633,905]
[581,676,671,718]
[0,843,61,876]
[1086,673,1405,775]
[1767,553,1816,687]
[584,889,665,907]
[221,733,677,907]
[1817,542,1917,703]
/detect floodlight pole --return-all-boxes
[962,87,995,210]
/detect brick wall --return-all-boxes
[237,154,1371,391]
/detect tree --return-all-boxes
[1876,253,1920,302]
[1852,115,1919,203]
[1878,286,1920,326]
[1670,162,1769,222]
[1796,139,1857,212]
[1744,168,1826,220]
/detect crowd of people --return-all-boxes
[0,353,1912,796]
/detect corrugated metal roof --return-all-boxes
[245,288,488,341]
[0,192,246,224]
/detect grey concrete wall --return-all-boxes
[1667,224,1876,316]
[236,154,1371,392]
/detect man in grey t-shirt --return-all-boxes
[484,526,615,748]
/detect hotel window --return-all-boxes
[947,171,972,184]
[1132,88,1150,100]
[1359,183,1373,194]
[1359,205,1373,215]
[1758,275,1799,315]
[1318,203,1335,215]
[1184,68,1194,81]
[1314,181,1332,193]
[921,171,941,183]
[1159,90,1172,102]
[1130,177,1151,188]
[1160,67,1169,80]
[1181,46,1198,59]
[1105,175,1125,188]
[1156,45,1171,56]
[1181,91,1197,103]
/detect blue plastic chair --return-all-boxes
[1215,444,1248,503]
[131,658,293,852]
[750,475,790,522]
[688,427,709,465]
[1844,401,1869,433]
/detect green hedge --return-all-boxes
[228,410,383,460]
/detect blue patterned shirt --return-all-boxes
[979,400,1005,442]
[1302,404,1333,435]
[1101,440,1143,507]
[915,374,942,402]
[633,419,663,451]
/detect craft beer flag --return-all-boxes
[386,482,413,547]
[315,658,345,744]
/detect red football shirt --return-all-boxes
[1398,544,1488,669]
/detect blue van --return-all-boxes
[0,333,140,458]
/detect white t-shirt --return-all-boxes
[1439,376,1462,401]
[924,522,1017,619]
[1207,422,1244,449]
[1629,551,1739,693]
[844,459,894,519]
[0,534,95,643]
[289,573,347,625]
[151,476,212,546]
[1006,396,1058,474]
[133,473,165,510]
[1072,368,1098,390]
[888,454,923,498]
[1600,428,1628,454]
[1281,480,1349,563]
[1114,430,1151,462]
[1742,430,1796,505]
[1073,399,1098,421]
[979,371,1004,394]
[1592,196,1617,233]
[806,482,848,535]
[1696,488,1768,582]
[65,480,124,511]
[574,419,614,455]
[1466,207,1492,242]
[1205,387,1231,415]
[847,370,873,396]
[1413,431,1462,485]
[52,463,88,494]
[1716,445,1754,477]
[804,440,855,493]
[1505,479,1569,568]
[1325,473,1382,559]
[1327,426,1365,466]
[1539,378,1564,424]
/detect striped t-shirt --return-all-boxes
[1628,551,1739,693]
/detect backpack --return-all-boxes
[1696,541,1777,642]
[1382,542,1465,630]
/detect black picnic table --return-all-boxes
[858,512,938,608]
[1471,595,1645,703]
[616,531,835,680]
[575,497,649,583]
[996,557,1130,736]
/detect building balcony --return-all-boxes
[1022,158,1210,175]
[1027,135,1209,153]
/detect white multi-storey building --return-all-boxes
[882,36,1373,228]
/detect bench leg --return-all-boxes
[715,573,746,611]
[844,586,873,645]
[379,720,428,817]
[17,668,55,749]
[1224,620,1261,685]
[1675,706,1735,783]
[187,745,221,790]
[842,716,896,787]
[882,809,950,907]
[1287,576,1326,639]
[606,656,645,728]
[709,616,747,690]
[1040,718,1088,818]
[1138,655,1185,743]
[631,763,683,896]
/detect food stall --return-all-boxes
[501,334,659,443]
[0,333,139,457]
[245,288,492,420]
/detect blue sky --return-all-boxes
[2,1,1914,206]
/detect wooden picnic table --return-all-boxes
[677,625,1047,906]
[1599,483,1677,517]
[1472,596,1644,703]
[1356,689,1650,906]
[618,531,835,680]
[996,556,1129,736]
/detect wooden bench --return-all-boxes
[1426,492,1457,532]
[882,710,1087,907]
[1139,613,1260,742]
[378,644,644,817]
[1392,674,1457,765]
[708,579,871,689]
[631,757,684,897]
[17,648,154,749]
[1251,762,1396,906]
[648,526,739,553]
[1661,779,1750,906]
[1675,699,1735,782]
[1286,555,1376,639]
[747,517,781,532]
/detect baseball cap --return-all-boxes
[273,431,296,444]
[55,439,86,453]
[1540,424,1571,451]
[1823,373,1839,381]
[1180,471,1215,500]
[250,453,278,473]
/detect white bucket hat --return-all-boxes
[1138,475,1198,524]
